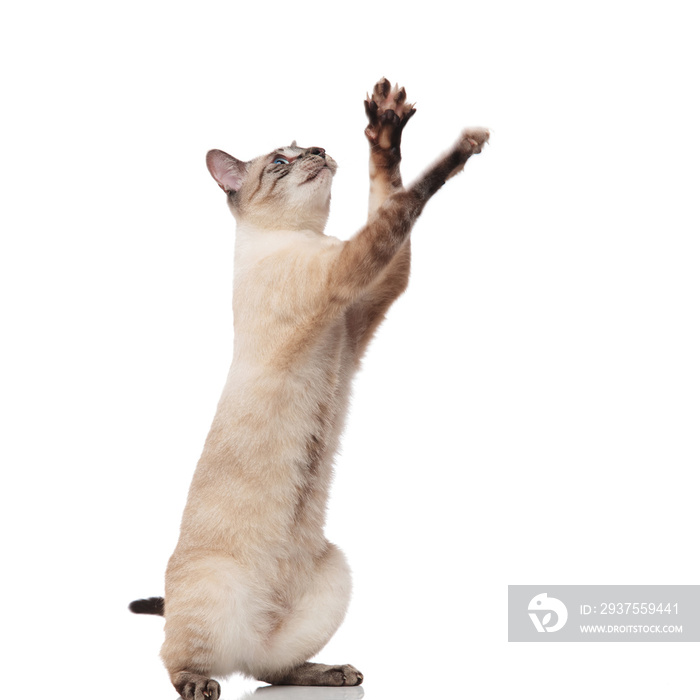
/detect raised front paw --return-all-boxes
[440,127,490,181]
[458,127,490,155]
[364,77,416,151]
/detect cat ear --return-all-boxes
[206,149,248,194]
[290,140,297,148]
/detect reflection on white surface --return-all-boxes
[234,686,364,700]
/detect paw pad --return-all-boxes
[364,77,416,149]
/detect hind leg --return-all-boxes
[162,598,223,700]
[254,543,363,686]
[161,552,257,698]
[162,597,221,700]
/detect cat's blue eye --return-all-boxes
[273,156,289,165]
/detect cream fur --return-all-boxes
[135,79,488,697]
[162,151,364,682]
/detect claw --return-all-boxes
[364,98,378,122]
[377,77,390,99]
[401,107,416,127]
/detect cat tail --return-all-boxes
[129,596,165,616]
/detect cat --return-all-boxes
[129,78,489,700]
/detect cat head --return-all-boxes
[206,142,337,233]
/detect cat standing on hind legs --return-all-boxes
[129,78,489,699]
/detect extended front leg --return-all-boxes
[409,127,490,200]
[364,77,415,215]
[330,127,489,307]
[345,80,416,359]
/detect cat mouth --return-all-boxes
[303,165,330,183]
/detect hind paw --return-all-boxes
[260,661,364,687]
[334,664,363,686]
[173,673,221,700]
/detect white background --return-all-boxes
[1,1,698,698]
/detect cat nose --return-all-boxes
[307,147,325,159]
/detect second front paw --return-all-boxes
[458,127,490,155]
